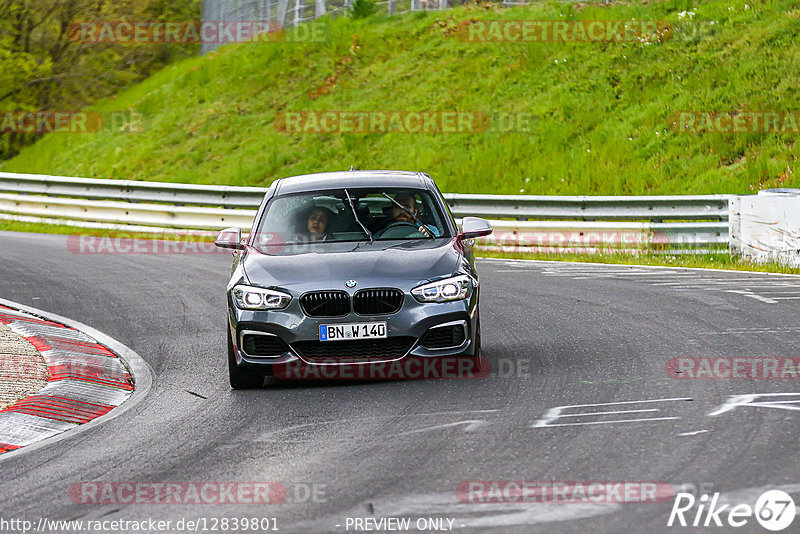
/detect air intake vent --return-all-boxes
[242,333,289,357]
[420,324,466,349]
[300,291,350,317]
[353,288,403,315]
[292,337,415,362]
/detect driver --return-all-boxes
[377,193,441,238]
[391,193,419,223]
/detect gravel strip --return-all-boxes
[0,323,49,410]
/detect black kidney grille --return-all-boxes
[242,333,290,357]
[353,289,403,315]
[420,324,466,349]
[292,337,415,362]
[300,291,350,317]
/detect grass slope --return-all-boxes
[2,0,799,195]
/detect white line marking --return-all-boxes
[532,398,691,428]
[716,484,800,507]
[708,393,800,416]
[666,284,791,297]
[698,331,797,335]
[546,397,692,410]
[697,327,800,334]
[477,257,800,278]
[707,326,800,331]
[677,430,710,437]
[395,420,489,436]
[257,410,501,440]
[745,287,800,291]
[723,290,777,303]
[604,272,686,276]
[535,417,680,428]
[555,408,660,418]
[651,280,780,286]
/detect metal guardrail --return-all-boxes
[0,172,266,208]
[0,172,731,250]
[0,193,257,230]
[442,194,731,222]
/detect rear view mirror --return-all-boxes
[214,227,245,250]
[459,217,493,240]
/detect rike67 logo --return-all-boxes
[668,490,796,531]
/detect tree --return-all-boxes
[0,0,202,159]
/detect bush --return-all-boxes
[350,0,376,19]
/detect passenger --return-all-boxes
[296,206,335,242]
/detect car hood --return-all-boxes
[242,239,461,290]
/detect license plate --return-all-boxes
[320,322,387,342]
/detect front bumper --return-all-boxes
[228,291,479,368]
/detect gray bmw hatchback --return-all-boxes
[215,170,493,388]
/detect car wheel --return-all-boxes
[466,314,484,374]
[228,329,264,389]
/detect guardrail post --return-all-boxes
[277,0,289,27]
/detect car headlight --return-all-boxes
[232,284,291,310]
[412,274,474,303]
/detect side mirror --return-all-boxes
[459,217,493,240]
[214,227,245,250]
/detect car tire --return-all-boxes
[466,314,484,375]
[228,329,264,389]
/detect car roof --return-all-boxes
[274,170,430,195]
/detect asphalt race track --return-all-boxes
[1,230,799,533]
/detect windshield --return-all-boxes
[251,188,450,252]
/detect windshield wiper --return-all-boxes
[344,189,373,242]
[382,193,435,238]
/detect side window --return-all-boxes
[433,183,456,228]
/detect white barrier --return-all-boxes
[729,190,800,267]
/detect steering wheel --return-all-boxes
[375,221,425,239]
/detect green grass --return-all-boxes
[0,221,106,236]
[1,0,799,195]
[0,221,218,242]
